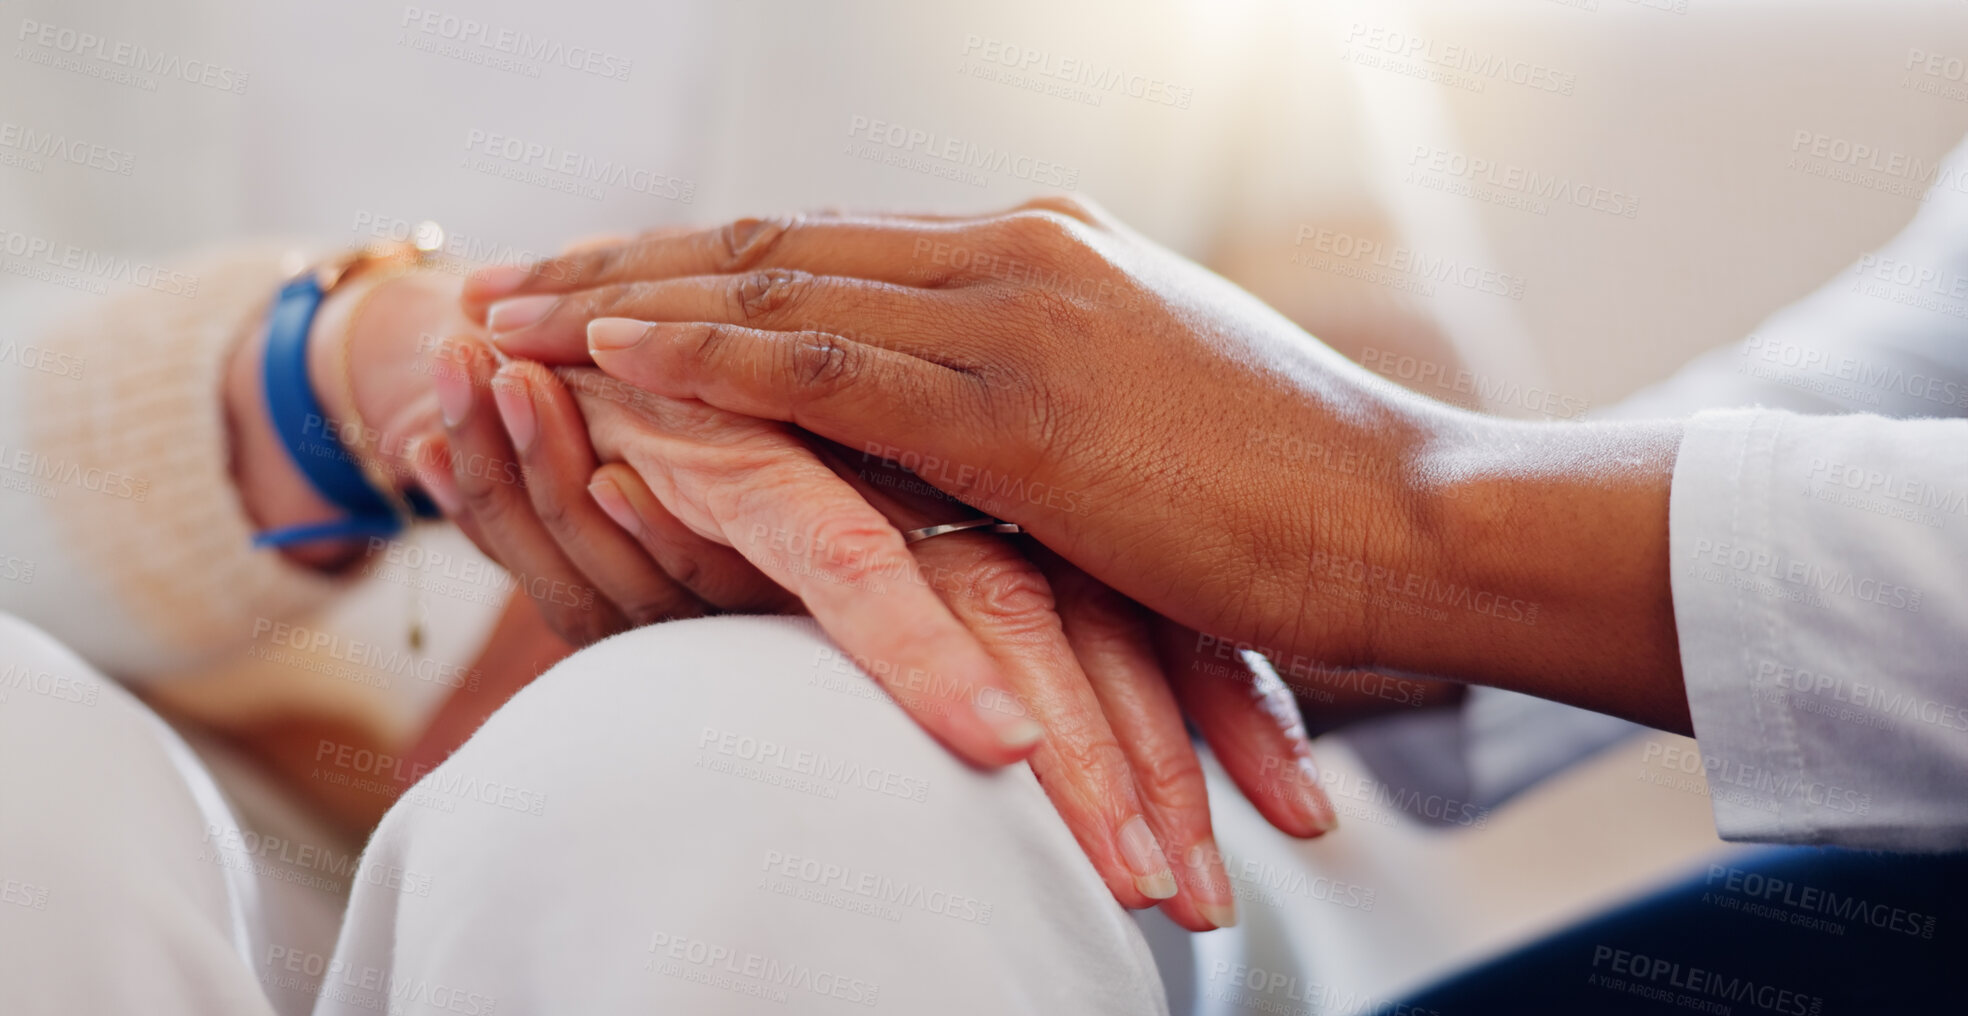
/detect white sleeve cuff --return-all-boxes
[1670,408,1968,850]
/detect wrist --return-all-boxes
[223,304,357,570]
[1390,413,1689,729]
[222,265,460,571]
[306,267,461,488]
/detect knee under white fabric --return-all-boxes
[0,612,279,1015]
[0,612,1172,1015]
[320,614,1168,1015]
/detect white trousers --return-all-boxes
[0,612,1186,1015]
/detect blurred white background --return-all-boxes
[11,0,1967,413]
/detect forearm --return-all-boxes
[1358,409,1690,732]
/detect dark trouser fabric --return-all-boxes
[1400,846,1965,1015]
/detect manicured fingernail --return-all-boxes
[1119,816,1178,900]
[971,699,1043,752]
[1185,838,1238,929]
[433,358,473,428]
[486,294,557,333]
[469,264,533,300]
[1290,756,1339,834]
[588,477,641,537]
[408,437,462,515]
[491,373,536,453]
[588,317,652,353]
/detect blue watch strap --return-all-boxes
[253,273,435,548]
[253,516,408,549]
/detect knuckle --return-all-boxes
[1017,194,1098,225]
[785,330,860,391]
[731,267,812,323]
[802,513,907,590]
[1132,746,1208,809]
[678,320,737,373]
[1051,738,1137,798]
[996,209,1084,255]
[950,553,1058,632]
[715,215,799,271]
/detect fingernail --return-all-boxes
[433,358,473,428]
[589,477,641,537]
[588,317,652,353]
[971,699,1044,752]
[491,372,536,453]
[1290,756,1340,834]
[1198,900,1239,930]
[469,264,533,300]
[486,294,557,333]
[1118,816,1178,900]
[1185,838,1238,929]
[408,437,462,515]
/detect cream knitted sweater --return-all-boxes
[0,244,496,751]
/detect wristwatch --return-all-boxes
[251,222,448,550]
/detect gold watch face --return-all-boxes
[313,223,444,291]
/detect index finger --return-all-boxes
[463,215,966,324]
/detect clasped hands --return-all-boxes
[348,196,1678,932]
